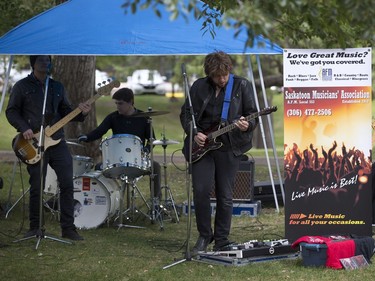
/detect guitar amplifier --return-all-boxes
[211,159,254,200]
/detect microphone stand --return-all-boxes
[163,63,197,269]
[13,71,71,249]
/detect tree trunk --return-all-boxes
[52,56,102,163]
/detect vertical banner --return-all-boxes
[283,48,372,242]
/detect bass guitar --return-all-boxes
[183,106,277,163]
[12,80,120,164]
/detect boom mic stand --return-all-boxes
[13,71,71,249]
[163,63,197,269]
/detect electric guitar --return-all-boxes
[12,80,120,164]
[183,106,277,163]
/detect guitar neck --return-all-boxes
[45,80,120,137]
[208,111,262,140]
[45,94,99,137]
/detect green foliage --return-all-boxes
[0,0,55,36]
[122,0,374,48]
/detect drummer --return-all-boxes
[78,88,162,200]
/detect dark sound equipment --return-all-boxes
[253,181,283,206]
[211,159,254,200]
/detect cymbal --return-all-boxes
[153,139,180,146]
[131,110,170,117]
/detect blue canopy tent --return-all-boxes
[0,0,284,210]
[0,0,282,55]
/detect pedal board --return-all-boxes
[197,239,299,265]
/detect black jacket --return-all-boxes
[6,73,85,140]
[180,74,258,157]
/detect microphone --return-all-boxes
[181,63,186,76]
[47,63,52,75]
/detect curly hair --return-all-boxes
[203,51,233,77]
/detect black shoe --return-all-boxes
[213,239,234,251]
[23,228,38,238]
[62,229,84,241]
[191,236,213,256]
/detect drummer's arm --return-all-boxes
[80,115,112,142]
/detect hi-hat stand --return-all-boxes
[146,108,164,230]
[155,133,180,223]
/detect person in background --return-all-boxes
[6,55,91,240]
[78,88,161,200]
[180,51,258,255]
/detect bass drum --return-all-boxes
[73,171,120,229]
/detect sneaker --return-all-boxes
[23,229,38,238]
[62,229,84,241]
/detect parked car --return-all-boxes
[127,69,167,95]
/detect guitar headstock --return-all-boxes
[97,79,120,96]
[260,106,278,115]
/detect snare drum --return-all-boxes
[73,171,120,229]
[44,165,59,194]
[73,155,93,177]
[100,134,149,179]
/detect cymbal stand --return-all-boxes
[160,134,179,223]
[147,109,164,229]
[117,175,150,230]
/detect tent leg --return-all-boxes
[256,54,285,204]
[246,55,279,212]
[0,55,13,115]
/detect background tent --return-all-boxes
[0,0,284,210]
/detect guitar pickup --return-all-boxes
[32,138,39,149]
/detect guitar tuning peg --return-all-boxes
[102,80,107,85]
[97,82,102,87]
[107,78,111,83]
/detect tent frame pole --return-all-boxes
[0,55,13,115]
[255,54,285,205]
[246,55,281,212]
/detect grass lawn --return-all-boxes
[1,91,374,280]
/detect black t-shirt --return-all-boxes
[86,110,154,148]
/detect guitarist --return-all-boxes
[180,51,258,255]
[6,55,91,240]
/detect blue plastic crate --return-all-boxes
[300,243,327,267]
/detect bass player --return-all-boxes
[6,55,91,240]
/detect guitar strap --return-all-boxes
[196,74,233,123]
[221,74,234,122]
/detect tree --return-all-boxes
[52,55,102,162]
[122,0,374,48]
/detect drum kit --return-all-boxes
[6,109,180,230]
[70,109,180,230]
